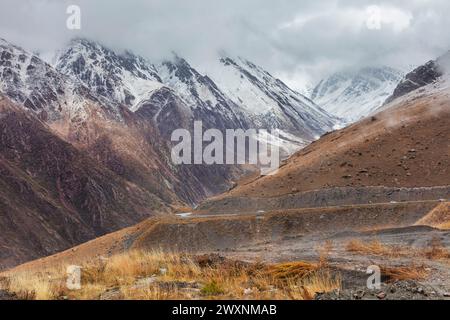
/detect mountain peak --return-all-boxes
[311,66,404,123]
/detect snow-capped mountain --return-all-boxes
[156,55,249,131]
[0,37,341,205]
[311,66,403,123]
[55,40,250,142]
[54,39,337,151]
[55,38,164,112]
[0,37,227,206]
[203,56,336,140]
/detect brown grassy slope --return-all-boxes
[3,220,148,274]
[0,97,171,269]
[215,92,450,199]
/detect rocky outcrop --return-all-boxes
[385,51,450,104]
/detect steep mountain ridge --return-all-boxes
[55,38,164,112]
[207,56,336,139]
[0,38,117,123]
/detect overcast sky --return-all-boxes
[1,0,450,90]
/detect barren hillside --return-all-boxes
[208,85,449,200]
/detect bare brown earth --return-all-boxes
[196,186,449,214]
[4,200,450,300]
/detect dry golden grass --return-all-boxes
[283,270,342,300]
[1,250,341,300]
[345,237,450,261]
[345,239,403,257]
[381,265,429,282]
[266,261,319,282]
[422,237,450,260]
[7,271,61,300]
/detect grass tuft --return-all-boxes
[345,237,450,261]
[201,280,224,296]
[381,265,429,282]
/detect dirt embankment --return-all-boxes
[196,186,449,215]
[131,202,439,252]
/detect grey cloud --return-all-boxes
[0,0,449,89]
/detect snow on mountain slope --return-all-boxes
[55,39,337,153]
[311,66,403,123]
[158,55,220,110]
[203,56,337,139]
[55,38,164,112]
[156,55,249,131]
[55,40,248,133]
[155,54,338,153]
[0,38,232,206]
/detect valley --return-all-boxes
[0,36,449,300]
